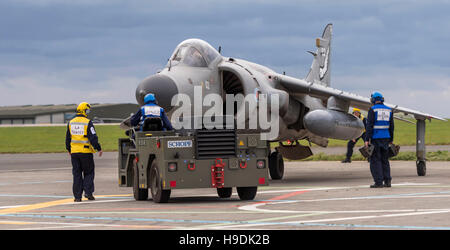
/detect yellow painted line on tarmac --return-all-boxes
[0,220,34,225]
[0,194,131,215]
[0,198,74,215]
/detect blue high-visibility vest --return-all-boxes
[139,103,164,130]
[141,103,163,120]
[371,103,392,139]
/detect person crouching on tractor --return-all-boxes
[130,93,173,131]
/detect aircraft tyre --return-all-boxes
[237,186,257,200]
[416,160,426,176]
[269,151,284,180]
[132,160,148,201]
[217,187,232,198]
[150,161,171,203]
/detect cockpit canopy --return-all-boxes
[167,39,221,68]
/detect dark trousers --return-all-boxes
[369,139,391,185]
[345,132,365,160]
[71,153,95,199]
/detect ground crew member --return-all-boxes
[364,92,394,188]
[342,108,367,163]
[66,102,103,202]
[130,93,173,131]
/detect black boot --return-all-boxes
[84,194,95,200]
[370,183,383,188]
[384,180,391,188]
[341,158,351,163]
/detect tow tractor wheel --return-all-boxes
[237,186,257,200]
[150,161,171,203]
[417,160,426,176]
[132,160,148,201]
[217,187,232,198]
[269,151,284,180]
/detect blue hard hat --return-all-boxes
[370,91,384,103]
[144,93,155,104]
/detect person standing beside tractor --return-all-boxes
[66,102,103,202]
[364,92,394,188]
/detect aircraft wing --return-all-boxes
[272,73,446,121]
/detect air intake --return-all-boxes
[195,129,236,159]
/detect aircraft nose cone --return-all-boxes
[135,74,178,112]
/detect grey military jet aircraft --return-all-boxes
[129,24,445,180]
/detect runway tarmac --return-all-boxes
[0,152,449,231]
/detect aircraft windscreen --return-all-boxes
[172,46,188,62]
[168,39,220,68]
[183,47,207,67]
[193,40,220,63]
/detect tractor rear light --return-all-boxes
[187,163,196,171]
[170,180,176,187]
[259,177,266,185]
[168,162,177,172]
[256,160,266,169]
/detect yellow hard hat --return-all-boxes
[76,102,91,117]
[353,108,361,113]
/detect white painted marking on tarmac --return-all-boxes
[1,182,447,230]
[239,183,447,214]
[0,205,24,209]
[17,224,98,230]
[70,199,132,205]
[0,180,71,186]
[0,167,71,173]
[223,183,450,229]
[240,191,450,214]
[290,209,450,225]
[393,182,439,186]
[202,208,450,230]
[251,182,438,196]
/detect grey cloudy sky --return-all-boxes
[1,0,449,117]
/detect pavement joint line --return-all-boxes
[2,184,447,215]
[2,191,450,230]
[193,208,450,230]
[191,189,311,229]
[192,212,327,230]
[3,212,450,230]
[1,182,450,229]
[0,218,171,230]
[289,209,450,226]
[0,220,34,225]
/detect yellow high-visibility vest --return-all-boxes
[69,116,95,153]
[360,114,366,132]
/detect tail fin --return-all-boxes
[305,23,332,86]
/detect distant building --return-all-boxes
[0,103,138,125]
